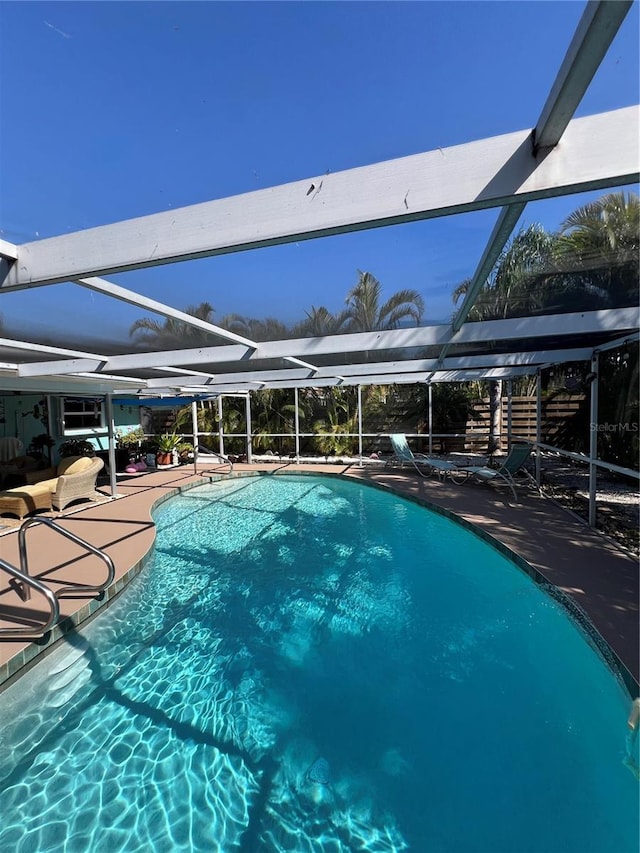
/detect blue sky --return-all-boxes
[0,1,638,346]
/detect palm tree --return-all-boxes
[251,388,300,455]
[554,191,639,308]
[291,306,348,337]
[220,314,291,342]
[312,388,358,456]
[342,270,424,332]
[292,273,425,338]
[296,274,425,451]
[452,225,558,321]
[129,302,220,348]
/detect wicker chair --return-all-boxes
[25,455,104,512]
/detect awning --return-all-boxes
[113,395,213,407]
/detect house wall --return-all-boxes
[0,394,141,462]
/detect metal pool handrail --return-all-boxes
[0,555,60,638]
[0,517,116,638]
[18,517,116,602]
[194,448,234,476]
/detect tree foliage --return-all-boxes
[129,302,220,348]
[453,192,639,322]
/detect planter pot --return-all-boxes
[156,452,173,466]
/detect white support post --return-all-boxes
[507,379,513,450]
[357,384,363,466]
[428,384,433,455]
[45,395,54,462]
[191,401,199,474]
[105,393,118,498]
[246,394,253,464]
[293,388,300,464]
[218,396,224,457]
[535,371,542,486]
[588,354,599,527]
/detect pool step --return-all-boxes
[46,640,93,707]
[48,663,92,708]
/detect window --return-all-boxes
[62,397,105,433]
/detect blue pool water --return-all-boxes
[0,475,637,852]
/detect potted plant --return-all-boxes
[176,441,194,464]
[28,433,55,465]
[58,438,96,458]
[156,432,181,466]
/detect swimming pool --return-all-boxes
[0,474,637,851]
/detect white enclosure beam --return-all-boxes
[145,368,312,386]
[77,278,257,348]
[357,384,363,463]
[294,387,300,462]
[161,366,220,379]
[17,349,246,377]
[449,202,526,338]
[15,307,639,378]
[141,347,593,389]
[428,384,433,454]
[236,377,346,390]
[0,337,106,360]
[245,393,253,463]
[0,239,18,260]
[192,401,199,474]
[534,1,633,152]
[536,371,543,483]
[593,331,640,354]
[132,363,542,394]
[588,352,600,526]
[427,367,539,383]
[2,107,637,290]
[314,367,541,386]
[0,338,225,389]
[104,393,118,498]
[445,2,632,355]
[217,396,224,457]
[256,307,639,356]
[0,373,144,394]
[75,277,318,372]
[205,365,542,391]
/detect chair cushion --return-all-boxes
[0,483,53,516]
[58,456,94,476]
[1,483,51,499]
[34,478,60,494]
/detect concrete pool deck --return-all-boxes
[0,461,637,692]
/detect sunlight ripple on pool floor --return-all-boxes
[0,475,637,852]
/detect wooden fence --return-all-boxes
[464,394,586,450]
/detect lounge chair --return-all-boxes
[385,434,463,481]
[456,442,538,500]
[24,455,104,512]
